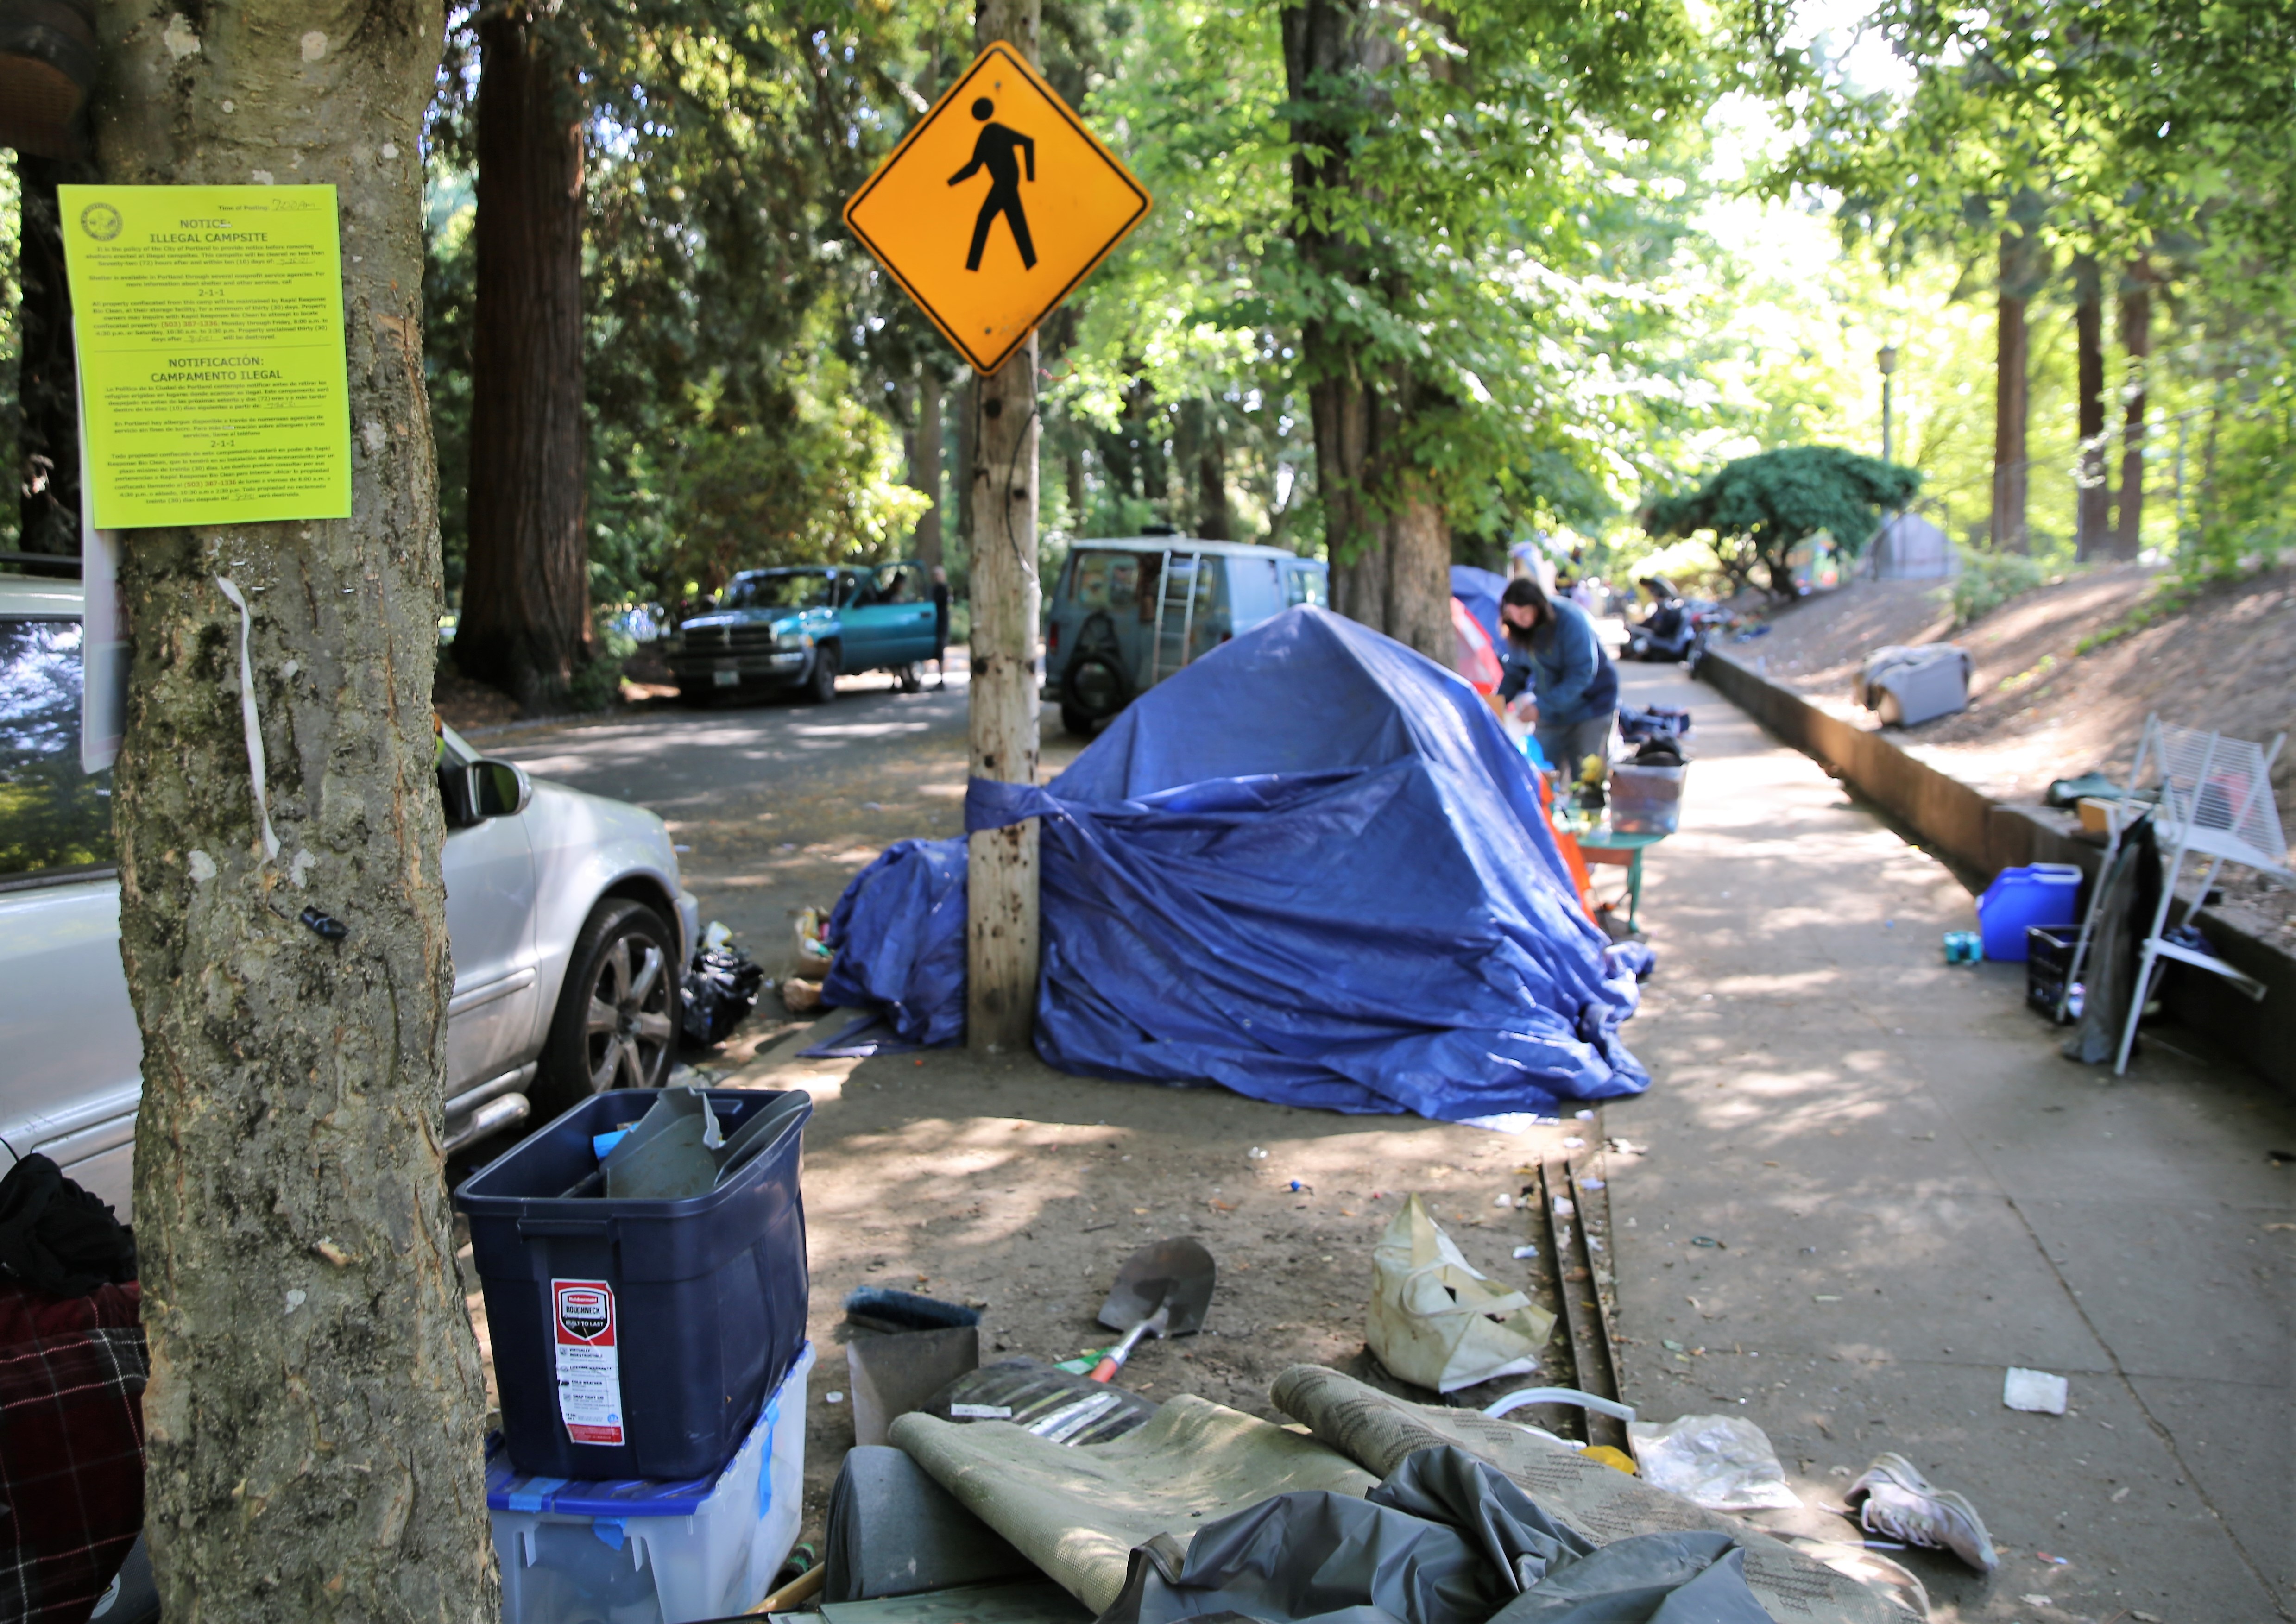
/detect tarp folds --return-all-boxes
[827,607,1648,1123]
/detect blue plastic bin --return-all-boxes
[455,1089,811,1480]
[1974,863,2082,962]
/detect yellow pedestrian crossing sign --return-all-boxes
[843,42,1151,377]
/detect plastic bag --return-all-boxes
[1367,1195,1554,1394]
[1626,1414,1802,1511]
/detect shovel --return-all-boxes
[1088,1236,1216,1383]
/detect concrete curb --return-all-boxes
[1697,648,2294,1092]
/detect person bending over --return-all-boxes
[1497,575,1620,780]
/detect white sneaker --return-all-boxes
[1848,1452,1999,1573]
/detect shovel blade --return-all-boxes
[1096,1236,1217,1337]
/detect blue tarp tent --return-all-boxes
[823,607,1647,1126]
[1449,565,1508,648]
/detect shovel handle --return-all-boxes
[1087,1303,1166,1383]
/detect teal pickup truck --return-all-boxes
[664,562,936,703]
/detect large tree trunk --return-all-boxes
[91,0,496,1618]
[1992,229,2034,554]
[1281,0,1447,658]
[454,3,589,712]
[2116,270,2150,561]
[2073,253,2111,560]
[1192,402,1230,540]
[910,375,943,568]
[12,153,91,555]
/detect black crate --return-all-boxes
[2025,924,2081,1024]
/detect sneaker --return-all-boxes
[1847,1452,1998,1573]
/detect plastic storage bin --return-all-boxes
[489,1343,813,1624]
[1974,863,2082,962]
[1609,762,1686,835]
[455,1088,812,1480]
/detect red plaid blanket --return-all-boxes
[0,1281,145,1623]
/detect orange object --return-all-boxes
[1451,598,1502,693]
[1531,765,1599,922]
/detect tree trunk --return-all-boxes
[966,0,1042,1055]
[2073,253,2111,560]
[13,153,92,555]
[90,0,495,1618]
[1992,230,2034,554]
[911,374,943,568]
[2116,271,2150,561]
[1194,404,1230,540]
[1281,0,1447,659]
[454,4,589,712]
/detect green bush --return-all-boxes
[1951,548,2051,625]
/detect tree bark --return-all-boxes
[1281,0,1447,659]
[89,0,495,1618]
[2116,270,2150,561]
[966,0,1041,1054]
[2073,253,2111,560]
[1992,229,2034,554]
[454,2,589,712]
[13,153,92,555]
[1192,403,1230,539]
[910,374,943,569]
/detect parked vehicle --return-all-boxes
[1046,536,1329,735]
[664,562,936,703]
[0,571,701,1218]
[1622,594,1724,664]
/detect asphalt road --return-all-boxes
[483,655,1083,987]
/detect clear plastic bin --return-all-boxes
[488,1343,813,1624]
[1609,762,1686,835]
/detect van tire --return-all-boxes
[896,662,923,694]
[1060,701,1097,737]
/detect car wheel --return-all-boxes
[1060,701,1097,737]
[534,899,679,1119]
[896,662,923,694]
[807,643,840,704]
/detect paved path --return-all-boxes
[1606,659,2294,1621]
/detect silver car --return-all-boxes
[0,570,700,1218]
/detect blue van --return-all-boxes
[1045,537,1329,734]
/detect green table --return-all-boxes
[1564,824,1668,932]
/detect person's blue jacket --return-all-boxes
[1497,598,1619,726]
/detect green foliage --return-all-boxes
[1644,445,1922,596]
[1951,548,2054,627]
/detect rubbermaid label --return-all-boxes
[552,1279,625,1446]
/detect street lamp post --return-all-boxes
[1876,344,1899,464]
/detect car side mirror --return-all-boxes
[473,759,533,819]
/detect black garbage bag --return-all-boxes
[1099,1446,1772,1624]
[681,941,766,1048]
[0,1153,137,1297]
[2063,816,2161,1066]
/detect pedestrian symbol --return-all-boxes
[844,43,1150,376]
[952,98,1037,271]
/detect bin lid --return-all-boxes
[485,1342,810,1516]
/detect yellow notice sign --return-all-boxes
[59,184,351,529]
[843,43,1149,376]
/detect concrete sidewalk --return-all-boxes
[1604,660,2294,1621]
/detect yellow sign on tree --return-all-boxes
[59,184,352,529]
[843,43,1150,377]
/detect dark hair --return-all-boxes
[1500,576,1552,646]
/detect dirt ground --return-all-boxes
[1740,564,2296,945]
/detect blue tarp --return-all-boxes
[1449,565,1508,648]
[823,606,1647,1127]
